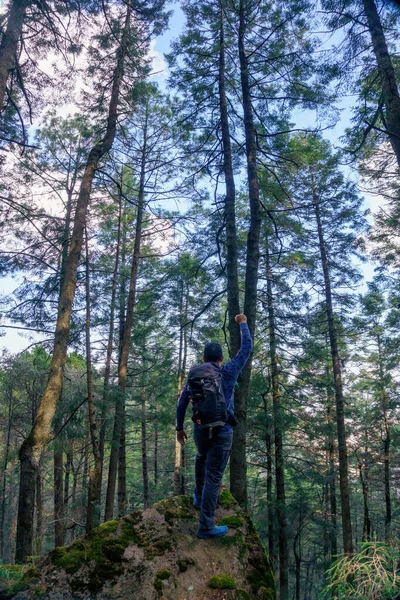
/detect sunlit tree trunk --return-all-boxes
[15,6,133,561]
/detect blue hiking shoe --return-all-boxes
[192,493,202,509]
[196,525,228,539]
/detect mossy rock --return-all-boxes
[218,515,244,528]
[219,489,237,508]
[155,495,196,522]
[48,511,146,593]
[208,573,237,589]
[4,495,275,599]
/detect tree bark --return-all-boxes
[231,0,261,508]
[218,3,240,358]
[174,283,188,495]
[266,236,288,600]
[377,333,391,540]
[117,421,126,518]
[326,399,338,562]
[0,385,13,560]
[311,172,353,555]
[15,6,132,561]
[104,105,148,521]
[262,392,276,572]
[99,194,123,493]
[358,449,371,542]
[53,444,64,547]
[154,416,159,487]
[0,0,29,113]
[362,0,400,166]
[35,457,43,555]
[85,229,102,532]
[141,386,149,509]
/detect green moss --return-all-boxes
[153,569,174,597]
[219,489,236,508]
[177,558,195,572]
[155,496,196,522]
[218,516,244,528]
[34,585,46,596]
[156,569,172,580]
[49,512,146,594]
[244,515,275,599]
[0,564,32,597]
[208,574,237,589]
[97,519,119,534]
[234,589,252,600]
[218,532,244,547]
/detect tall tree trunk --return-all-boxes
[311,172,353,555]
[64,447,72,516]
[85,229,102,532]
[99,194,123,491]
[174,283,188,495]
[266,236,288,600]
[231,0,261,508]
[35,457,43,555]
[362,0,400,166]
[377,333,391,540]
[154,415,159,488]
[218,3,240,357]
[0,386,13,560]
[117,421,126,517]
[141,386,149,509]
[15,6,132,561]
[0,0,29,112]
[358,448,371,542]
[327,399,338,562]
[262,392,276,571]
[104,107,148,521]
[53,444,64,547]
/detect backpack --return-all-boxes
[187,363,227,429]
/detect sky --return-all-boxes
[0,0,386,355]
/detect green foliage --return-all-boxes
[208,573,237,589]
[219,489,236,508]
[322,541,400,599]
[218,516,244,528]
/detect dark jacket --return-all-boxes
[176,323,253,434]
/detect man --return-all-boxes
[176,314,253,538]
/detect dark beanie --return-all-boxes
[204,342,223,362]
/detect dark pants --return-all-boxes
[193,427,232,530]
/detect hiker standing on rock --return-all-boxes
[176,314,253,538]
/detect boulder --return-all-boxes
[3,492,275,600]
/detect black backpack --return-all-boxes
[187,363,227,429]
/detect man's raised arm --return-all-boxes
[223,314,253,379]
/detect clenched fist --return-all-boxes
[235,314,247,324]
